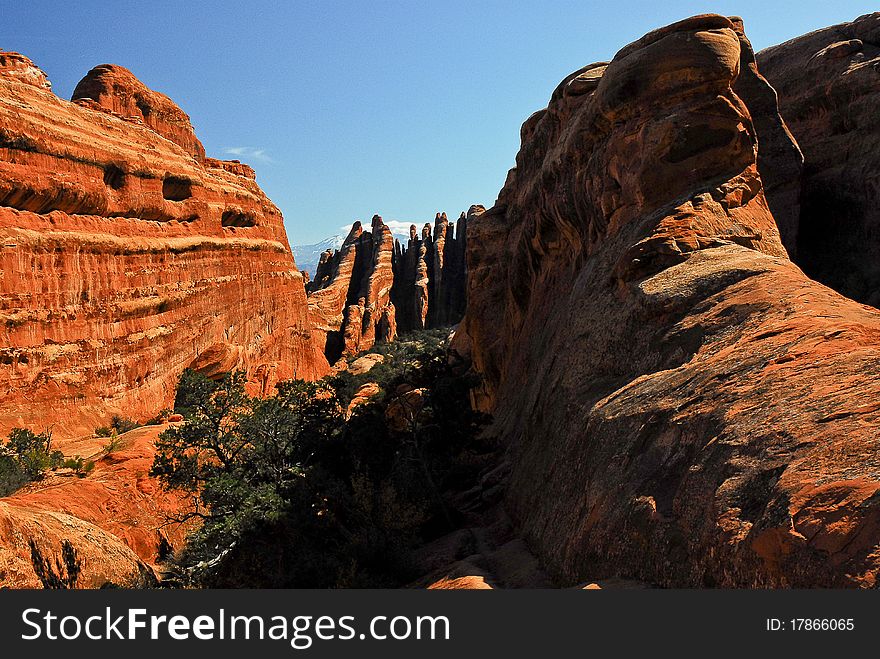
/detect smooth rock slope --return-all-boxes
[456,15,880,587]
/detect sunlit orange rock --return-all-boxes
[0,53,329,441]
[1,424,193,587]
[307,215,397,361]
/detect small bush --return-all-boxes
[95,415,140,438]
[5,428,63,480]
[62,456,94,476]
[102,434,125,457]
[110,415,139,434]
[147,409,173,425]
[0,428,64,496]
[0,452,28,497]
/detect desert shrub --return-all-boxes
[331,328,450,405]
[110,415,139,434]
[5,428,63,480]
[0,452,29,497]
[0,428,66,496]
[147,409,173,425]
[62,456,94,476]
[95,415,140,437]
[152,331,491,588]
[102,434,125,457]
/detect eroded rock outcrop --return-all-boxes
[307,210,470,361]
[307,215,397,361]
[0,501,157,588]
[0,51,51,90]
[457,15,880,587]
[757,12,880,306]
[72,63,206,161]
[0,53,328,441]
[0,424,193,587]
[391,210,471,331]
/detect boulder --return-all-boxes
[348,352,385,375]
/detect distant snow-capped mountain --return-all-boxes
[292,235,344,277]
[293,226,414,276]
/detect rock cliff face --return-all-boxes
[0,52,328,441]
[307,210,470,361]
[72,64,207,162]
[307,215,397,362]
[457,15,880,587]
[757,13,880,307]
[392,211,471,331]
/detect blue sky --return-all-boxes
[1,1,875,243]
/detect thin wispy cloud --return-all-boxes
[222,146,275,164]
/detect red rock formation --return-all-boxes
[72,64,206,161]
[757,12,880,306]
[0,54,328,441]
[0,501,156,588]
[0,424,193,587]
[390,210,471,331]
[0,51,51,90]
[458,15,880,587]
[308,207,469,357]
[729,20,803,256]
[307,215,397,361]
[412,229,431,329]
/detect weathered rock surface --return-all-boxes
[72,63,206,161]
[0,423,185,588]
[458,14,880,587]
[5,424,192,569]
[0,54,328,441]
[345,381,381,419]
[307,215,397,361]
[729,19,804,256]
[0,51,51,90]
[0,501,156,588]
[348,352,385,375]
[309,209,470,355]
[391,211,470,331]
[758,12,880,306]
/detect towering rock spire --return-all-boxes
[307,215,397,362]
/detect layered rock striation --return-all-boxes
[307,210,470,362]
[0,52,328,441]
[72,63,207,162]
[456,15,880,587]
[391,210,471,331]
[757,12,880,307]
[307,215,397,362]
